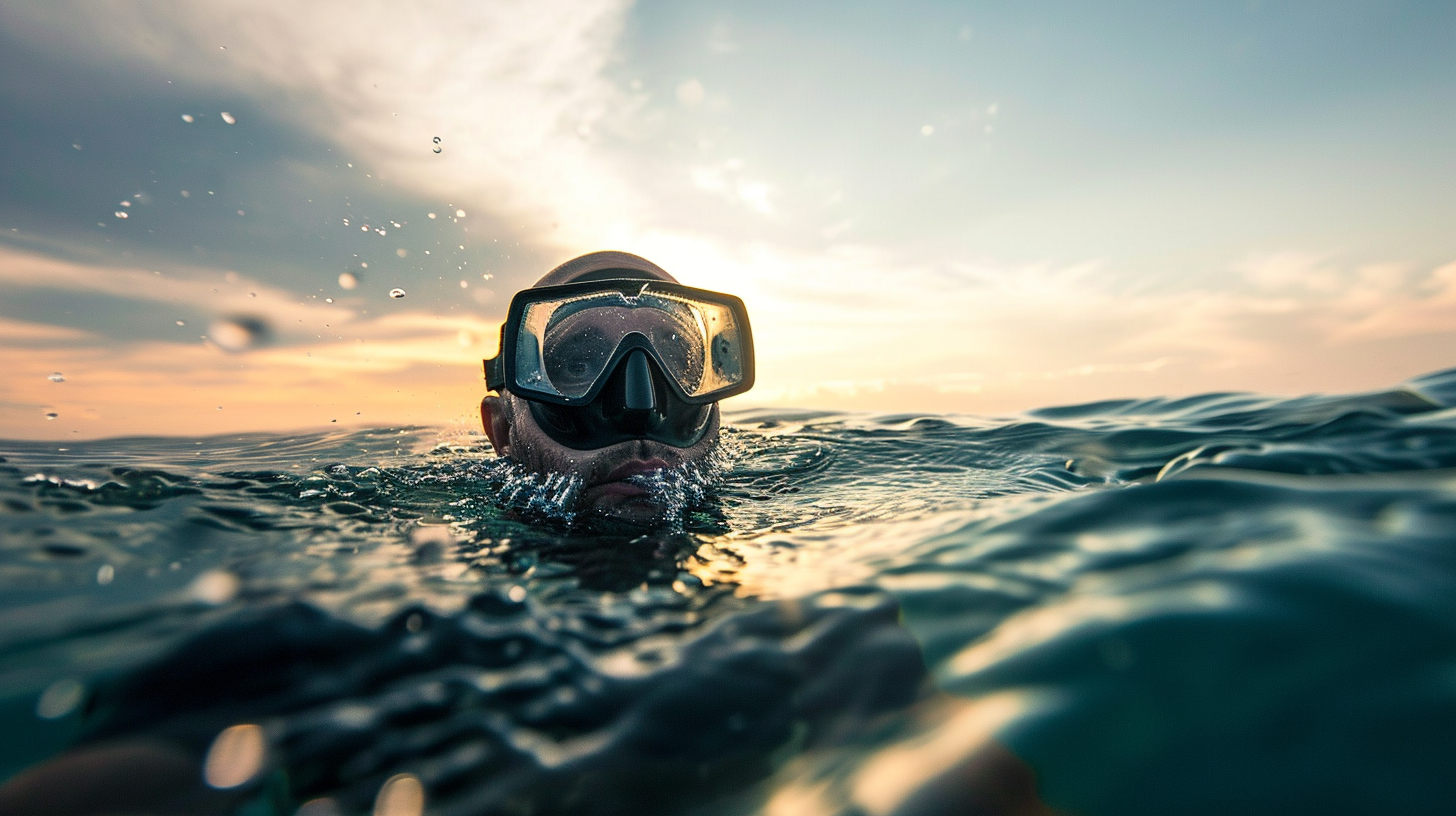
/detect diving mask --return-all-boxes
[484,277,754,449]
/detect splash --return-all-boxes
[622,450,727,531]
[476,458,583,526]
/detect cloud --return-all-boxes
[0,246,499,438]
[1,0,641,251]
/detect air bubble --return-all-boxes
[389,288,406,299]
[48,372,65,383]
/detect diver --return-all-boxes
[479,250,753,525]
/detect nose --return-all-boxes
[621,349,657,411]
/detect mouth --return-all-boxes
[585,458,672,501]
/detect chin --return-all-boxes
[587,494,667,524]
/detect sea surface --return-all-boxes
[4,368,1456,815]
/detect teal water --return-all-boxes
[4,368,1456,815]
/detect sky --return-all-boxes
[2,0,1454,440]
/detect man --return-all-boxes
[479,250,754,525]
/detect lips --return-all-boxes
[604,458,671,482]
[585,458,671,502]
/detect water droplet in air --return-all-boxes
[44,412,58,420]
[339,272,359,290]
[190,570,240,604]
[181,114,194,123]
[48,372,65,383]
[208,316,271,353]
[455,209,466,218]
[389,288,406,299]
[36,678,85,719]
[220,112,237,125]
[374,773,425,816]
[204,724,265,789]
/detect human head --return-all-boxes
[481,251,748,524]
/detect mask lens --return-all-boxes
[506,281,751,404]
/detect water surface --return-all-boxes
[4,368,1456,815]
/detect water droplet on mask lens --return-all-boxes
[389,288,406,299]
[432,145,442,153]
[220,111,237,124]
[36,678,85,719]
[181,114,194,123]
[44,412,58,420]
[339,272,359,290]
[209,316,270,353]
[48,372,65,383]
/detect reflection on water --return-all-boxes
[3,368,1456,814]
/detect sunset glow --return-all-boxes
[3,2,1454,439]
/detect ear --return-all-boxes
[480,395,513,457]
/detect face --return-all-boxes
[482,392,721,525]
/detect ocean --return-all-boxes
[3,367,1456,815]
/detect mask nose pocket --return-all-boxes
[622,349,657,411]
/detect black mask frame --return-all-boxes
[483,278,755,407]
